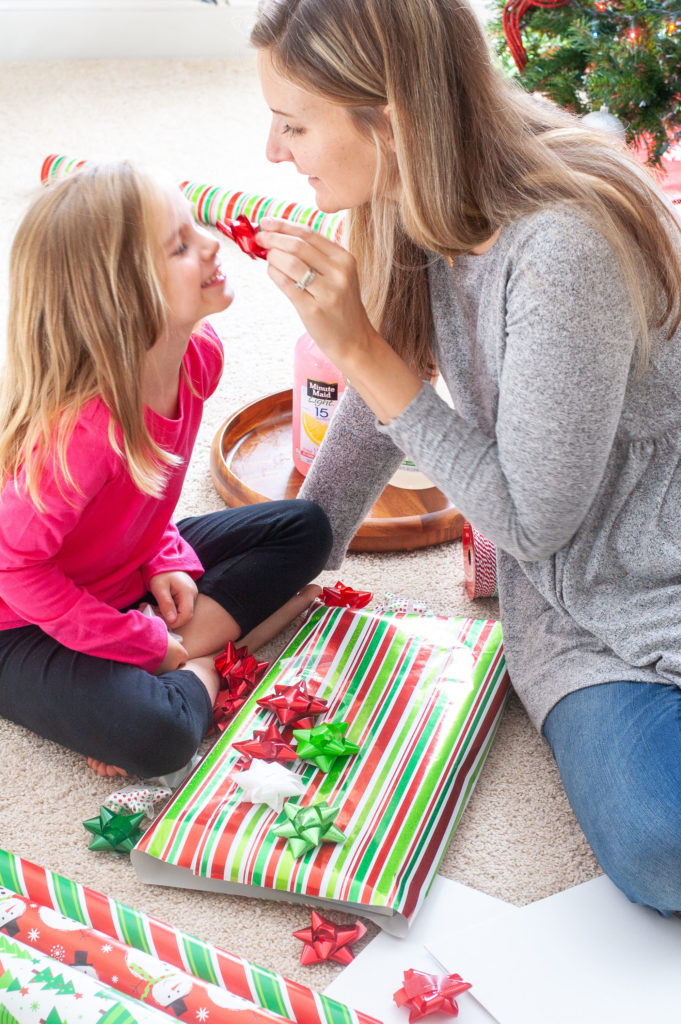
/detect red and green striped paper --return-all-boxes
[0,850,378,1024]
[133,607,509,936]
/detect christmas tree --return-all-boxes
[488,0,681,163]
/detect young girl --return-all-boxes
[0,161,331,780]
[250,0,681,914]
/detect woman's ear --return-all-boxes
[382,104,395,148]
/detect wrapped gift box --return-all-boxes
[0,849,377,1024]
[133,606,510,936]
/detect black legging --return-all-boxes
[0,500,332,777]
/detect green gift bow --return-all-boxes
[82,806,146,853]
[293,722,360,773]
[272,801,346,858]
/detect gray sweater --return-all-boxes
[299,205,681,731]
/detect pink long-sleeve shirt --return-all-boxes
[0,324,223,672]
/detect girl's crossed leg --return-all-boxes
[0,499,332,778]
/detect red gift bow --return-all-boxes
[320,581,373,609]
[292,910,367,966]
[502,0,570,72]
[232,722,298,764]
[217,214,268,260]
[393,969,472,1021]
[209,642,269,734]
[256,680,329,729]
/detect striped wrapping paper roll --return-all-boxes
[0,885,292,1024]
[39,155,344,241]
[462,520,498,600]
[180,181,344,241]
[0,850,379,1024]
[133,605,510,935]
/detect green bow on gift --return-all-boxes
[272,801,346,858]
[82,806,146,854]
[292,722,360,773]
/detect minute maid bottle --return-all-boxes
[292,331,346,476]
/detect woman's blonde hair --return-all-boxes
[252,0,681,375]
[0,161,180,508]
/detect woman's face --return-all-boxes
[257,49,384,214]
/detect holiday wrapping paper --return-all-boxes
[39,156,344,240]
[0,851,378,1024]
[133,606,510,936]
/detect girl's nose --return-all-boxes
[200,228,219,257]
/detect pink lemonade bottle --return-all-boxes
[292,332,346,476]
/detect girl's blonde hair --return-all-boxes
[252,0,681,375]
[0,161,180,508]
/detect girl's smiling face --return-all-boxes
[161,186,234,340]
[258,49,385,214]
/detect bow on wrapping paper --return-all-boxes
[257,681,329,729]
[293,722,360,773]
[233,760,306,813]
[233,722,299,764]
[393,969,473,1021]
[210,642,270,733]
[217,215,269,260]
[320,581,373,609]
[82,806,146,853]
[272,801,346,858]
[292,910,367,966]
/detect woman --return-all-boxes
[251,0,681,913]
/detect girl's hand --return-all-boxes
[155,634,190,675]
[256,218,377,371]
[148,571,198,629]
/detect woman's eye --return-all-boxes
[282,123,303,137]
[173,242,188,256]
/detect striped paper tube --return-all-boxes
[39,155,344,241]
[134,606,510,933]
[0,886,291,1024]
[462,521,498,600]
[0,850,380,1024]
[180,182,344,241]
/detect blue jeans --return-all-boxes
[543,680,681,915]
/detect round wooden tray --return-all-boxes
[210,389,463,552]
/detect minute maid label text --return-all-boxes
[307,378,339,402]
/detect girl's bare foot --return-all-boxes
[240,584,322,653]
[87,757,128,778]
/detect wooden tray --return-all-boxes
[210,390,463,552]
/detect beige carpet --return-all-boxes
[0,56,599,998]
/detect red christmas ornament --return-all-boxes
[232,722,298,764]
[320,581,373,609]
[256,681,329,729]
[502,0,571,71]
[292,910,367,966]
[217,214,268,260]
[393,969,472,1022]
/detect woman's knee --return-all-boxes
[595,816,681,915]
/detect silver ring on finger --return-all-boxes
[295,267,317,291]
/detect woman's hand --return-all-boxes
[148,571,198,630]
[256,218,376,371]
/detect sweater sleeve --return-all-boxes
[298,386,405,567]
[0,420,169,672]
[381,211,639,562]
